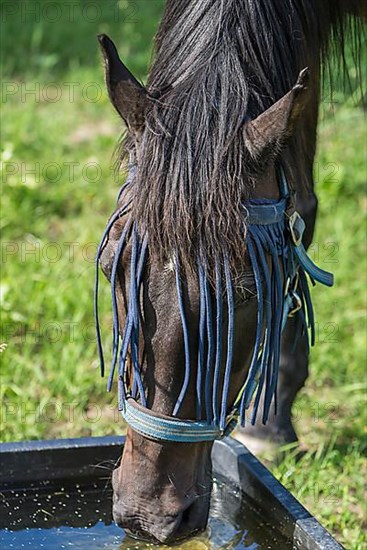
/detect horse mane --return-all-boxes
[117,0,364,273]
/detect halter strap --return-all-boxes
[122,398,237,442]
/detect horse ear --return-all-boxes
[98,34,148,134]
[243,68,310,162]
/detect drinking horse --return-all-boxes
[95,0,364,542]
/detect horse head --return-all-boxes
[96,33,312,543]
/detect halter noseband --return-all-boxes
[95,167,333,443]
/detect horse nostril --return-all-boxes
[150,497,208,543]
[177,499,206,537]
[183,502,195,524]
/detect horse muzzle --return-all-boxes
[112,489,210,543]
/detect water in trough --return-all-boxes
[0,475,291,549]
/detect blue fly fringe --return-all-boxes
[95,184,330,432]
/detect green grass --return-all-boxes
[270,100,367,545]
[1,2,366,548]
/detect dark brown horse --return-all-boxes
[96,0,365,543]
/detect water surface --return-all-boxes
[0,476,291,549]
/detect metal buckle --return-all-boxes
[288,290,302,317]
[222,410,239,437]
[284,271,299,297]
[284,276,290,297]
[288,211,305,247]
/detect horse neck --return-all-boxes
[149,0,362,98]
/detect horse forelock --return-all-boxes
[116,0,364,275]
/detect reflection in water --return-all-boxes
[0,476,290,549]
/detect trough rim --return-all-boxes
[0,435,343,550]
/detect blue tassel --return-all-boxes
[196,261,206,420]
[212,261,223,425]
[94,204,130,377]
[108,218,132,391]
[173,256,191,416]
[204,269,214,423]
[219,257,235,431]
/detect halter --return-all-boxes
[95,166,333,443]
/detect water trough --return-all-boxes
[0,436,343,549]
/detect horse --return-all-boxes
[95,0,365,543]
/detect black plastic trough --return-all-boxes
[0,436,343,549]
